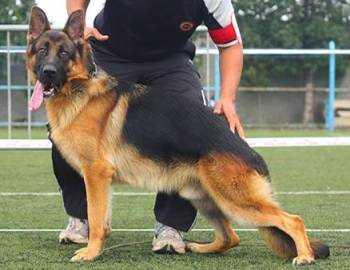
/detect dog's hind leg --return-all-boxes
[179,184,239,254]
[197,154,315,265]
[186,195,240,253]
[70,160,115,262]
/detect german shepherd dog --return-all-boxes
[27,7,329,265]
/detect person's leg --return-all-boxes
[154,193,197,232]
[148,54,204,231]
[52,144,87,220]
[53,143,90,244]
[140,53,206,253]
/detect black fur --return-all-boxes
[121,86,270,178]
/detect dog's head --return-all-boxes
[27,6,95,99]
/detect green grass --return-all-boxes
[0,127,47,139]
[0,139,350,268]
[1,127,350,139]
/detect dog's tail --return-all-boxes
[258,227,330,260]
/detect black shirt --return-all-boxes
[94,0,241,62]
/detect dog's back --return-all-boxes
[121,85,269,176]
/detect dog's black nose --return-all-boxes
[43,65,57,77]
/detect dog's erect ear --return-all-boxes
[28,6,50,41]
[64,10,85,42]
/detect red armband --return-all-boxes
[208,24,237,45]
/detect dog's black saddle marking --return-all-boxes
[121,86,270,179]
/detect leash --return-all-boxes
[103,241,151,253]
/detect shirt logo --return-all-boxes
[180,21,194,32]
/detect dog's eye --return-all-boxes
[59,50,69,58]
[37,48,47,56]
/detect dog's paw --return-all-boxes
[186,242,205,253]
[292,255,315,266]
[70,247,101,262]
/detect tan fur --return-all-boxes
[26,49,37,84]
[186,217,240,254]
[195,154,316,264]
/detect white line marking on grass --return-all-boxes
[1,191,350,196]
[2,137,350,150]
[275,191,350,195]
[0,192,155,196]
[0,228,349,233]
[0,192,61,196]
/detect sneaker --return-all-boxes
[152,222,186,254]
[59,216,89,244]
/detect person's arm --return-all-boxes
[214,43,244,137]
[203,0,245,137]
[66,0,108,41]
[66,0,89,15]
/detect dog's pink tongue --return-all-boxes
[29,81,44,112]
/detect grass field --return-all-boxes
[0,130,350,269]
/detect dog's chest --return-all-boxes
[51,130,85,174]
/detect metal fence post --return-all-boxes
[27,72,32,139]
[214,53,220,102]
[205,32,210,102]
[326,41,336,131]
[6,30,12,139]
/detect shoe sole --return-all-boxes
[153,244,181,255]
[59,237,73,245]
[59,234,88,245]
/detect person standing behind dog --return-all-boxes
[56,0,244,254]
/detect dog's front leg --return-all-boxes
[70,160,115,262]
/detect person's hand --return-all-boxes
[84,27,109,41]
[214,98,245,138]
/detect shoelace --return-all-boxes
[66,218,77,233]
[157,226,183,240]
[66,218,87,234]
